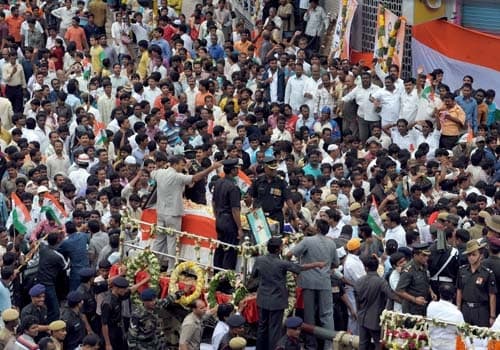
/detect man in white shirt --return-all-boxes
[68,154,91,194]
[304,64,322,113]
[284,63,310,113]
[342,72,381,142]
[343,238,366,335]
[303,0,327,53]
[382,211,407,248]
[427,283,464,350]
[109,63,129,93]
[97,81,115,125]
[51,0,77,35]
[383,119,419,151]
[143,76,161,106]
[371,75,401,127]
[400,77,419,124]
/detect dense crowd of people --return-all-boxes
[0,0,498,349]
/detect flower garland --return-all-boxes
[386,18,402,70]
[168,261,206,307]
[376,5,387,59]
[380,310,500,350]
[283,271,296,321]
[207,270,249,309]
[125,249,161,304]
[336,0,349,57]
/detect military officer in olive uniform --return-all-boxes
[457,240,497,327]
[76,268,99,335]
[483,236,500,315]
[101,276,130,350]
[212,158,243,270]
[275,316,303,350]
[249,156,293,234]
[61,291,86,350]
[128,288,165,350]
[396,243,437,316]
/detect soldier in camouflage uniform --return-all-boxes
[128,288,165,350]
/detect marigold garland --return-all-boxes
[125,249,161,304]
[168,261,206,307]
[283,271,296,321]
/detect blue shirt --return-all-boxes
[303,163,322,178]
[150,39,172,63]
[487,102,498,127]
[455,95,478,132]
[58,232,90,269]
[0,281,11,313]
[208,44,224,61]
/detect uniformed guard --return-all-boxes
[249,156,293,234]
[218,314,246,350]
[457,240,497,327]
[48,320,67,350]
[76,267,99,335]
[483,236,500,315]
[212,158,243,270]
[396,243,437,316]
[128,288,165,350]
[275,316,303,350]
[0,309,19,349]
[61,291,86,350]
[229,336,247,350]
[20,283,50,341]
[101,276,129,350]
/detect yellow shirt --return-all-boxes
[137,51,150,80]
[90,44,104,75]
[440,104,466,136]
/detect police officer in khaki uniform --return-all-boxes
[0,309,19,349]
[49,320,67,350]
[396,243,437,316]
[457,240,497,327]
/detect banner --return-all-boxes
[373,5,406,73]
[412,19,500,106]
[331,0,358,60]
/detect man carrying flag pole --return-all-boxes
[367,195,385,236]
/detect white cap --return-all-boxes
[32,83,43,91]
[36,185,49,194]
[124,155,137,165]
[327,144,339,152]
[337,247,347,259]
[173,19,181,25]
[77,154,90,164]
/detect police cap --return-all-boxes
[140,288,157,301]
[112,276,129,288]
[2,309,19,322]
[285,316,303,328]
[79,267,95,279]
[226,314,245,328]
[29,283,46,297]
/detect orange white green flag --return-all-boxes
[6,193,31,234]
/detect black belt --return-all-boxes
[465,302,488,308]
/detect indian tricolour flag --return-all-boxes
[94,121,107,146]
[236,169,251,194]
[413,19,500,106]
[367,196,384,236]
[6,193,31,234]
[40,193,68,225]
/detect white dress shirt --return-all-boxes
[385,224,407,248]
[371,88,401,126]
[342,85,381,122]
[427,300,464,350]
[390,128,419,150]
[400,88,419,123]
[285,74,310,112]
